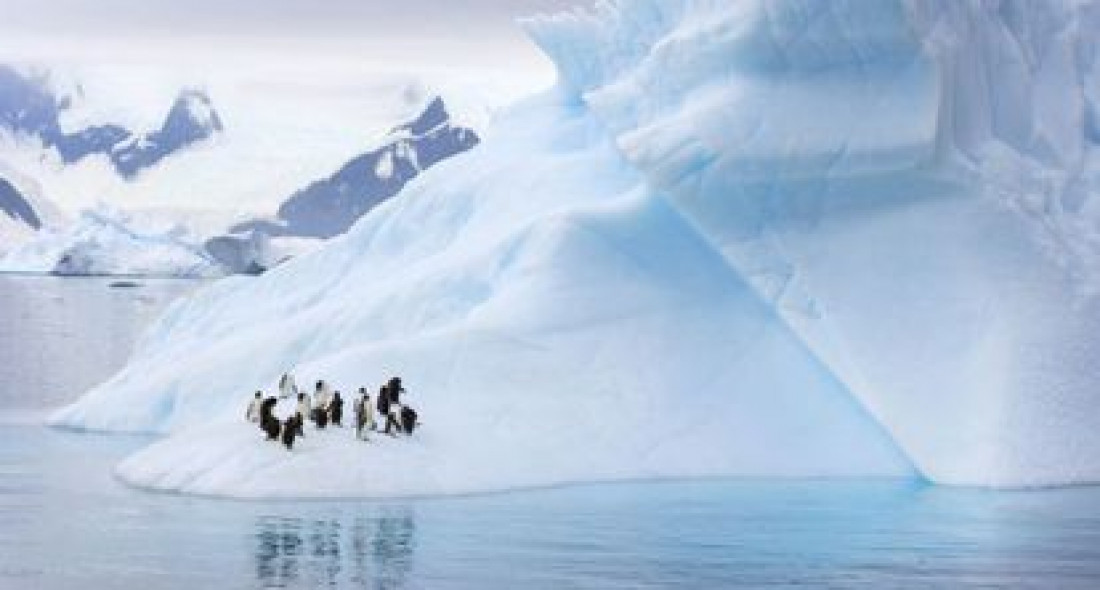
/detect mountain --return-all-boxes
[235,97,478,239]
[111,90,224,178]
[0,169,62,255]
[0,176,41,230]
[0,66,223,178]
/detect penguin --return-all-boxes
[281,414,300,450]
[259,397,280,440]
[330,391,344,427]
[245,391,262,422]
[400,405,418,435]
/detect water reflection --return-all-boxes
[255,509,416,589]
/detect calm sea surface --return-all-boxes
[2,275,1100,589]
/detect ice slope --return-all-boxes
[527,0,1100,485]
[52,92,912,497]
[51,0,1100,495]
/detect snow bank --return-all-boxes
[53,0,1100,495]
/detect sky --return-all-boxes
[0,0,582,73]
[0,0,590,212]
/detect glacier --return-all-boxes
[51,0,1100,496]
[0,204,223,277]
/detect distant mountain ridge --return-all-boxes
[0,66,223,178]
[0,175,41,229]
[236,96,479,239]
[111,90,224,177]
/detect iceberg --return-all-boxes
[52,0,1100,496]
[529,0,1100,486]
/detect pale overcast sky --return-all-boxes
[0,0,586,74]
[0,0,581,36]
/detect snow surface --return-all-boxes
[52,0,1100,496]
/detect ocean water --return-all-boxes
[2,276,1100,589]
[0,274,200,413]
[4,425,1100,589]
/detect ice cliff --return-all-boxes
[51,0,1100,496]
[527,0,1100,486]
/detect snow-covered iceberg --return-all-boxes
[53,0,1100,496]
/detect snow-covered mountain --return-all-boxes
[51,0,1100,498]
[0,167,63,255]
[0,66,128,163]
[0,66,223,178]
[0,174,42,252]
[237,96,478,238]
[109,89,224,178]
[0,175,41,231]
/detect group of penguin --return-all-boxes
[246,374,418,450]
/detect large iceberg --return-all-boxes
[527,0,1100,486]
[52,0,1100,496]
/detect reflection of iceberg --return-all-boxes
[254,510,416,589]
[51,0,1100,495]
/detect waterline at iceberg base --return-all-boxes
[52,0,1100,497]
